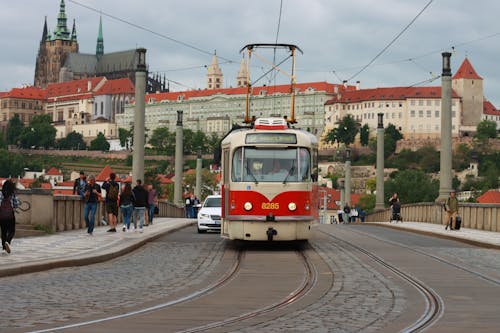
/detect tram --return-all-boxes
[220,117,319,241]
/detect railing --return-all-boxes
[16,189,185,233]
[366,202,500,232]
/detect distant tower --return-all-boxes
[452,58,484,131]
[96,16,104,58]
[207,51,223,89]
[236,56,249,88]
[34,0,79,88]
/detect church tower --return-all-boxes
[236,57,249,88]
[207,52,223,89]
[96,16,104,58]
[34,0,79,88]
[452,58,484,130]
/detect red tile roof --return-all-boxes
[157,174,174,184]
[54,189,75,196]
[476,190,500,204]
[326,86,459,105]
[1,87,47,100]
[483,100,500,116]
[144,82,350,104]
[452,58,482,80]
[45,167,62,175]
[47,77,106,101]
[95,78,135,96]
[319,187,361,210]
[95,165,114,182]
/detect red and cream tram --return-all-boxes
[220,117,319,241]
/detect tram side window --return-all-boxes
[298,148,311,182]
[232,148,243,181]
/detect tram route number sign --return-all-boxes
[246,133,297,144]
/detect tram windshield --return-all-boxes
[232,147,311,183]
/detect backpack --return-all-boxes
[0,196,14,221]
[107,182,119,202]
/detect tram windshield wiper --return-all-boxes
[246,164,259,184]
[283,160,295,184]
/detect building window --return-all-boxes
[435,100,440,106]
[426,100,432,106]
[418,100,424,106]
[94,103,97,115]
[427,110,431,118]
[435,110,439,118]
[419,110,423,117]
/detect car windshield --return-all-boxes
[232,147,311,183]
[204,197,221,208]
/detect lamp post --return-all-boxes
[319,189,327,224]
[375,113,385,211]
[132,48,147,184]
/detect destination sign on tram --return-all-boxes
[245,133,297,144]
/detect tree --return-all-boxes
[360,124,370,146]
[57,131,87,150]
[192,130,208,154]
[357,194,375,213]
[118,127,132,150]
[18,114,56,148]
[0,149,25,177]
[385,169,439,204]
[6,114,24,145]
[149,127,174,153]
[475,120,497,140]
[336,115,359,146]
[183,169,219,200]
[89,132,110,151]
[323,128,339,147]
[207,132,221,154]
[384,123,403,157]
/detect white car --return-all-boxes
[197,195,222,233]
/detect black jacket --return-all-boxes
[132,185,148,208]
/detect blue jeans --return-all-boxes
[120,204,133,229]
[84,202,98,234]
[148,204,155,223]
[133,207,146,229]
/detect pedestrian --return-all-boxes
[185,195,192,218]
[83,175,101,236]
[0,179,21,254]
[73,170,87,198]
[337,208,344,224]
[102,173,120,232]
[350,204,359,223]
[147,184,158,226]
[360,209,366,222]
[445,190,459,230]
[193,196,200,217]
[132,179,148,233]
[343,204,351,223]
[119,182,134,232]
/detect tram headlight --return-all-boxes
[243,202,253,211]
[288,202,297,211]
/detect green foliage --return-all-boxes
[118,127,132,149]
[207,133,221,154]
[384,123,403,157]
[0,130,6,149]
[0,149,25,177]
[89,132,110,151]
[18,114,56,149]
[323,127,339,147]
[337,115,359,146]
[385,169,439,204]
[360,124,370,146]
[357,194,375,213]
[56,131,87,150]
[183,169,219,200]
[6,114,24,145]
[388,145,439,172]
[475,120,497,140]
[149,127,175,154]
[453,143,471,171]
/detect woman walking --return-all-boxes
[0,179,21,254]
[119,182,134,232]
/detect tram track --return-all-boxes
[319,229,444,333]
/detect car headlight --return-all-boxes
[199,213,210,219]
[288,202,297,211]
[244,202,253,211]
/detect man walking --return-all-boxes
[147,184,158,226]
[445,190,459,230]
[102,173,120,232]
[132,179,148,233]
[83,175,101,236]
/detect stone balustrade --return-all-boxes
[366,202,500,232]
[16,189,185,233]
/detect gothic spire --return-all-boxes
[96,16,104,57]
[236,56,249,88]
[71,19,77,41]
[41,16,48,42]
[54,0,70,40]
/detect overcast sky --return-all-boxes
[1,0,499,106]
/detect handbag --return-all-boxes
[154,206,159,214]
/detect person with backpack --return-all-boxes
[0,179,20,254]
[102,173,120,232]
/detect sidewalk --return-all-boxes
[0,218,194,278]
[367,221,500,249]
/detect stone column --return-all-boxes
[437,52,453,202]
[340,179,345,208]
[195,150,202,199]
[132,48,147,183]
[375,113,385,210]
[345,148,351,205]
[174,110,184,206]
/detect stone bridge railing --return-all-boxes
[16,189,185,233]
[366,202,500,232]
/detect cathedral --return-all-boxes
[34,0,167,93]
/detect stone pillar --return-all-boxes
[195,150,202,199]
[340,179,345,208]
[174,110,184,206]
[437,52,453,202]
[375,113,385,211]
[132,48,147,183]
[345,148,351,205]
